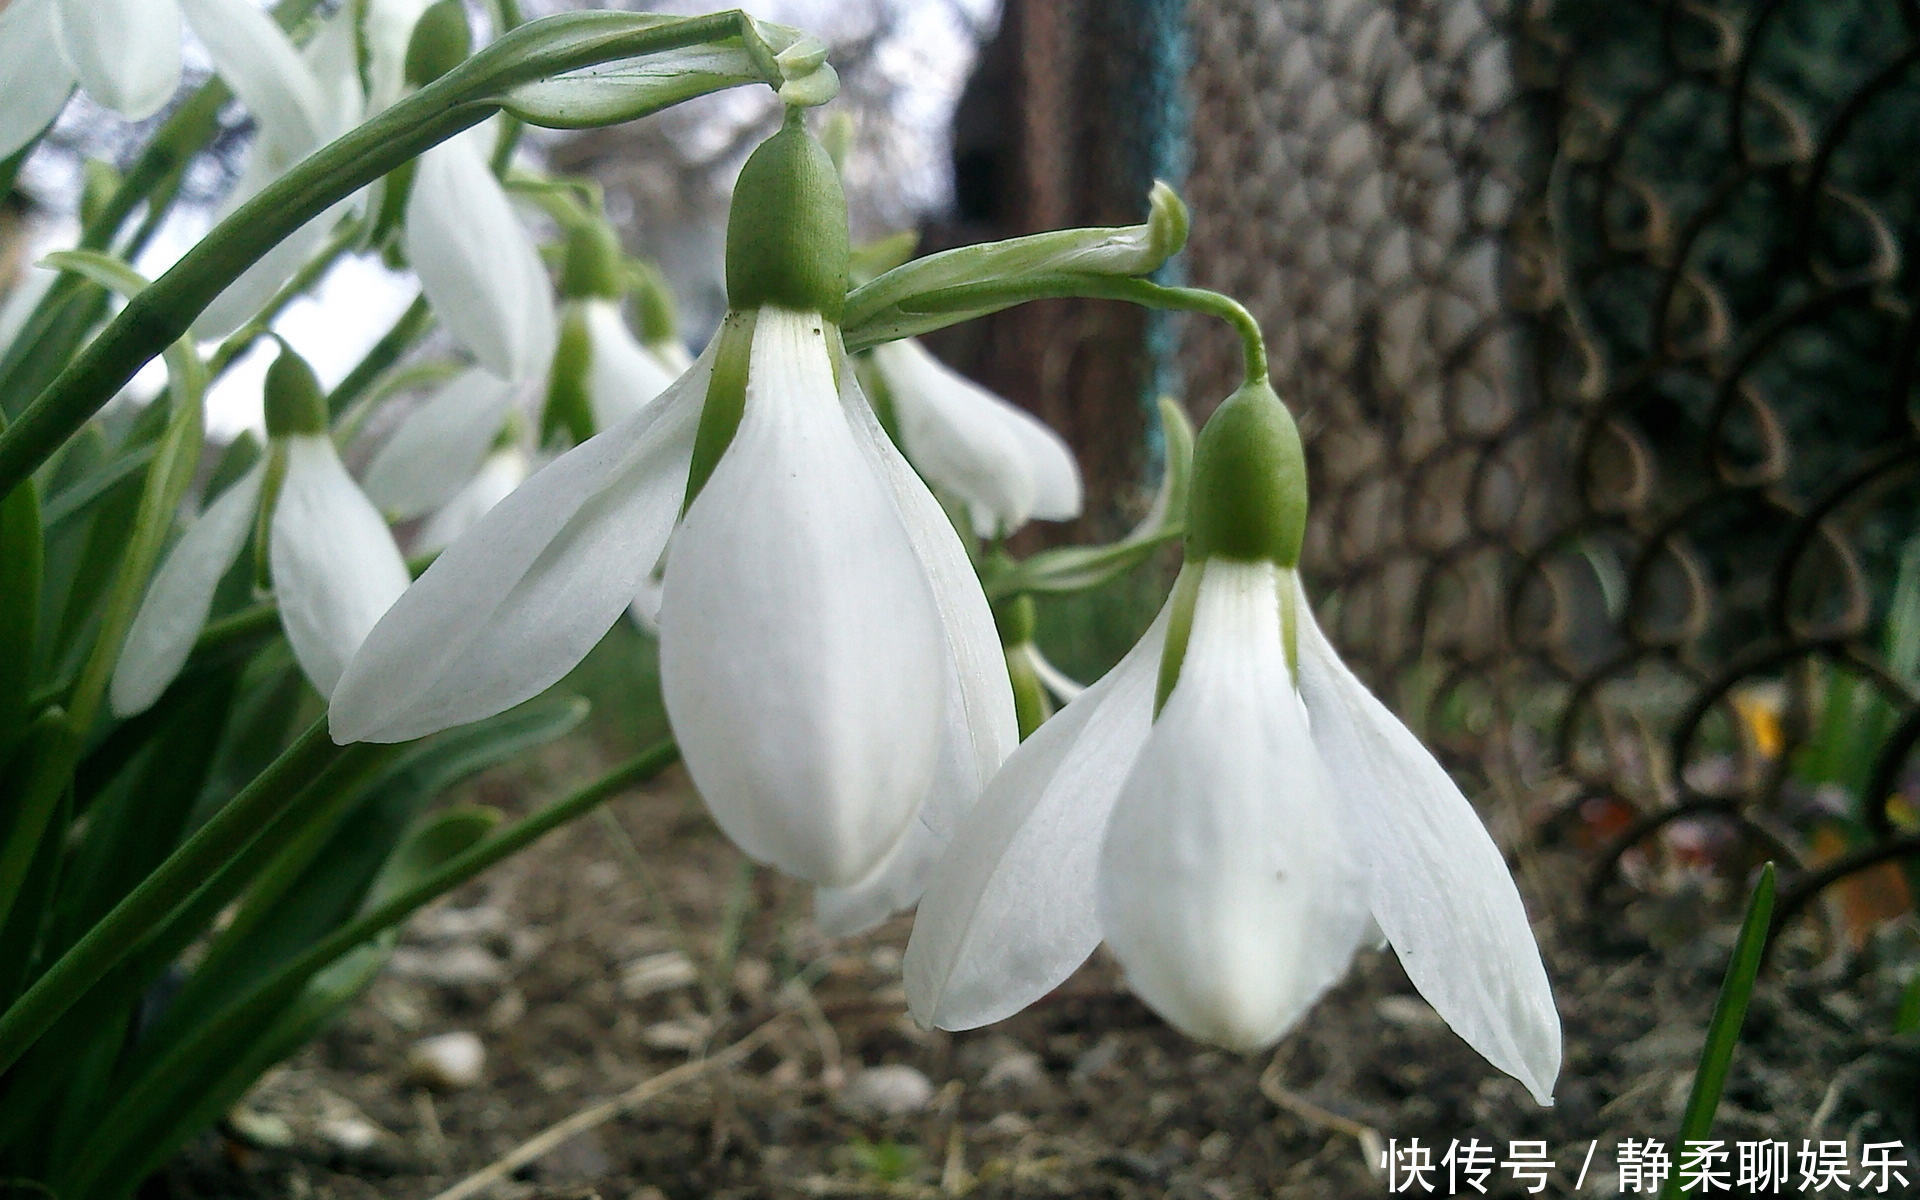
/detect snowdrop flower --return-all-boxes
[187,0,363,336]
[415,444,530,553]
[331,113,1015,933]
[0,0,182,161]
[399,5,557,381]
[543,223,679,442]
[361,367,521,523]
[866,336,1081,538]
[111,345,409,715]
[904,379,1560,1104]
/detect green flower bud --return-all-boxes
[561,222,625,301]
[263,343,327,438]
[1184,379,1307,568]
[725,108,849,320]
[405,0,473,88]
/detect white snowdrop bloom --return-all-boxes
[867,336,1081,538]
[361,367,520,522]
[575,298,678,430]
[112,348,410,714]
[904,382,1560,1105]
[0,0,182,161]
[332,116,1015,931]
[184,0,362,337]
[405,125,557,382]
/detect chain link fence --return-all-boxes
[1182,0,1920,938]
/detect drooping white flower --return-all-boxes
[544,224,682,442]
[112,347,411,713]
[331,116,1016,931]
[904,382,1560,1104]
[0,0,182,161]
[574,298,679,430]
[361,367,520,522]
[405,124,557,381]
[414,445,530,554]
[866,336,1081,538]
[184,0,362,337]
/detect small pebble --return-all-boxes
[837,1064,936,1118]
[406,1031,486,1091]
[618,951,698,1000]
[980,1049,1047,1093]
[388,944,507,987]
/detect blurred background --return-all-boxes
[4,0,1918,1195]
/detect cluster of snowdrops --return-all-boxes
[0,3,1558,1195]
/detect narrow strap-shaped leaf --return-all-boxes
[0,478,43,752]
[1659,863,1776,1200]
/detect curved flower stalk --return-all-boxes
[904,378,1562,1105]
[864,337,1081,538]
[0,0,183,161]
[331,114,1016,933]
[111,346,408,715]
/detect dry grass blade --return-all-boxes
[425,1017,786,1200]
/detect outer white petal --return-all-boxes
[812,372,1018,934]
[1024,643,1086,704]
[55,0,180,120]
[109,464,266,718]
[414,447,528,554]
[270,435,411,697]
[580,298,677,429]
[179,0,330,149]
[361,368,517,520]
[194,200,341,339]
[406,131,557,382]
[0,0,76,162]
[329,343,713,743]
[361,0,432,116]
[903,601,1170,1030]
[1100,559,1370,1053]
[869,337,1082,536]
[659,309,944,888]
[1295,574,1562,1104]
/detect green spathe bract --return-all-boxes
[262,345,327,438]
[725,109,849,320]
[1185,379,1307,568]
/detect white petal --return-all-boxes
[329,343,713,743]
[1025,643,1086,704]
[1100,560,1370,1053]
[300,8,364,139]
[902,601,1170,1030]
[361,368,517,520]
[55,0,179,120]
[361,0,432,116]
[659,309,945,888]
[193,199,341,339]
[869,338,1082,536]
[413,447,529,554]
[0,0,76,161]
[580,298,677,429]
[1295,574,1562,1103]
[406,131,557,382]
[812,372,1018,933]
[179,0,330,149]
[270,434,411,697]
[109,464,266,717]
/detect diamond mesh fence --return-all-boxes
[1181,0,1920,936]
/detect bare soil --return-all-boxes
[158,762,1919,1200]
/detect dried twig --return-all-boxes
[1257,1057,1386,1177]
[425,1017,785,1200]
